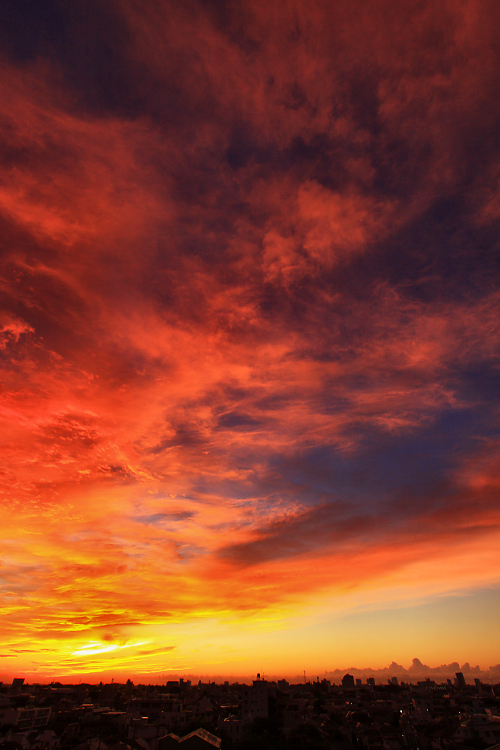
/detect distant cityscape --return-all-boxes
[2,669,500,750]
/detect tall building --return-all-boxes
[455,672,467,688]
[455,672,467,689]
[342,674,355,688]
[241,675,270,719]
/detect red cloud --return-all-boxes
[1,0,500,675]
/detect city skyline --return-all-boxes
[4,658,500,686]
[1,0,500,683]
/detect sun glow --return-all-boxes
[71,642,149,658]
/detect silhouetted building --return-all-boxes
[342,674,355,688]
[456,672,467,689]
[158,729,220,749]
[0,707,51,730]
[241,676,269,719]
[219,717,246,744]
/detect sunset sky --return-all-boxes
[1,0,500,683]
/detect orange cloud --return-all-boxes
[1,0,500,679]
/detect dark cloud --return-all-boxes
[0,0,136,116]
[218,502,378,566]
[136,646,176,656]
[135,512,194,525]
[216,411,264,430]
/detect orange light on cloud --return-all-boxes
[1,0,500,682]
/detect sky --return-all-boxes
[1,0,500,684]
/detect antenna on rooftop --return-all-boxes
[304,670,306,683]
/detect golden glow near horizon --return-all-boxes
[1,0,500,683]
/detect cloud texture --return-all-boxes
[0,0,500,678]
